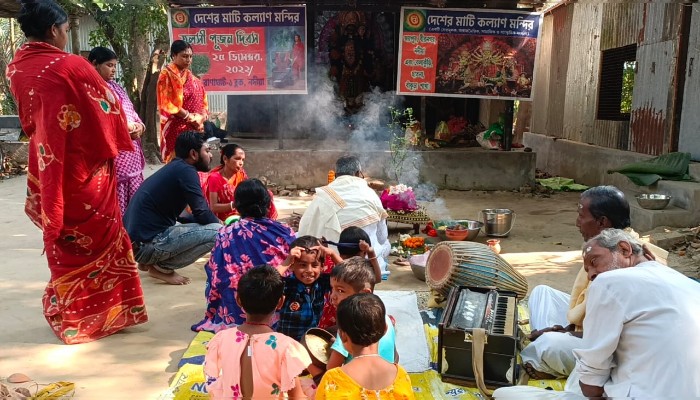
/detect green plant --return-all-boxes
[387,106,417,183]
[191,54,211,77]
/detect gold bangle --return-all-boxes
[368,256,378,261]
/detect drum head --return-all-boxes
[426,243,453,290]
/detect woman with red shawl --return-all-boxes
[8,0,148,344]
[204,143,278,221]
[157,40,208,162]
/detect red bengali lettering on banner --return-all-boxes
[172,27,268,92]
[399,32,438,94]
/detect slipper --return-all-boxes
[523,362,557,380]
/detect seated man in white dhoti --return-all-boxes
[298,155,391,278]
[494,229,700,399]
[522,186,666,379]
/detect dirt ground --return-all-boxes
[0,169,687,398]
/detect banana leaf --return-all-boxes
[607,152,693,186]
[537,177,589,191]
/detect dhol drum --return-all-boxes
[425,241,528,299]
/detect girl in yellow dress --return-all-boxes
[316,293,415,400]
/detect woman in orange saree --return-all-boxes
[157,40,208,162]
[8,0,148,344]
[204,144,278,221]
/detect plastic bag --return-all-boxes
[476,130,501,150]
[434,121,451,141]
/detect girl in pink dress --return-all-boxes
[204,265,311,399]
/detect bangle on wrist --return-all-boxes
[182,110,190,119]
[368,256,378,261]
[230,201,234,211]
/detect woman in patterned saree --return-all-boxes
[192,179,295,333]
[8,0,148,344]
[88,46,146,215]
[157,40,208,162]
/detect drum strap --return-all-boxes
[471,328,493,399]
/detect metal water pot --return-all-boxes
[478,209,516,237]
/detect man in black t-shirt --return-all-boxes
[123,132,221,285]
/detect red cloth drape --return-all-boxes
[8,42,148,344]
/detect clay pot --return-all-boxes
[486,239,501,254]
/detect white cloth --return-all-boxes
[573,261,700,397]
[497,261,700,398]
[298,175,390,270]
[527,285,571,330]
[521,285,579,378]
[521,331,580,378]
[375,290,430,373]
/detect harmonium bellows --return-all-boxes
[438,286,520,388]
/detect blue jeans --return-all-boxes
[133,223,222,270]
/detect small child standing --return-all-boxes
[276,235,341,342]
[317,226,382,330]
[316,293,415,399]
[326,257,398,370]
[204,265,311,399]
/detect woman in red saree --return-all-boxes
[8,0,148,344]
[157,40,208,162]
[204,144,278,221]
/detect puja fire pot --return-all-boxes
[479,209,516,237]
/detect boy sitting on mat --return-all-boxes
[325,257,398,372]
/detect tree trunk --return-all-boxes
[139,34,168,164]
[125,11,150,111]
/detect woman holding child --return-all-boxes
[192,179,294,333]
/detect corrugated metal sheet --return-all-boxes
[600,3,644,50]
[545,4,572,138]
[630,40,676,155]
[562,4,602,145]
[207,94,227,113]
[531,1,687,155]
[642,3,684,45]
[530,7,553,134]
[678,3,700,160]
[64,15,99,54]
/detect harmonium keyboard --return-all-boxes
[438,286,520,388]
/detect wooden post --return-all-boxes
[420,96,426,134]
[69,15,80,55]
[277,96,283,150]
[502,100,514,151]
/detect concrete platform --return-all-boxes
[221,138,536,191]
[524,132,700,232]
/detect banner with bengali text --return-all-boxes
[397,7,541,100]
[168,6,307,94]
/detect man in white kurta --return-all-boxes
[298,156,391,277]
[494,229,700,398]
[522,186,667,379]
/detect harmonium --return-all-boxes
[438,285,520,389]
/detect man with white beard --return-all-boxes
[494,229,700,398]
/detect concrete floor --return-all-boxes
[0,169,592,398]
